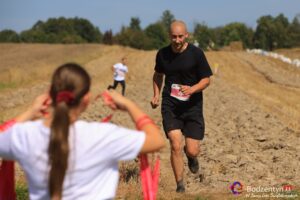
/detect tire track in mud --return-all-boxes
[240,57,300,89]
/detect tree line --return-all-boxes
[0,10,299,51]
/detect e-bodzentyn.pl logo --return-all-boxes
[230,182,299,198]
[230,181,243,195]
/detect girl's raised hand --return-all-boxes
[102,90,131,111]
[16,93,50,122]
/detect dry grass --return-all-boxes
[0,43,110,92]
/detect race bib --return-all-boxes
[170,84,190,101]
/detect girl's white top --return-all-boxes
[0,120,145,200]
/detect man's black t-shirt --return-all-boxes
[155,43,212,107]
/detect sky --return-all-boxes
[0,0,299,33]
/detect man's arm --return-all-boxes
[151,72,164,109]
[180,77,210,95]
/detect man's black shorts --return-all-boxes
[161,99,205,140]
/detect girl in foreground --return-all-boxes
[0,63,165,200]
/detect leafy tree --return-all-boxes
[273,14,291,48]
[32,20,44,31]
[160,10,175,31]
[43,17,74,36]
[289,15,300,46]
[129,17,142,31]
[115,26,129,46]
[144,22,169,49]
[210,27,223,49]
[254,14,292,50]
[19,17,102,43]
[253,15,276,50]
[219,22,253,48]
[73,17,102,42]
[193,23,213,50]
[20,29,46,43]
[116,18,153,49]
[103,29,114,45]
[115,26,151,49]
[0,29,20,42]
[130,30,151,49]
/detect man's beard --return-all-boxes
[173,42,183,49]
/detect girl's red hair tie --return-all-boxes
[56,91,75,104]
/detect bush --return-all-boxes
[0,30,20,42]
[16,183,29,200]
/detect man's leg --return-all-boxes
[120,80,126,96]
[107,80,119,90]
[167,129,185,192]
[184,137,200,173]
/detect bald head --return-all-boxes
[169,20,187,34]
[169,20,189,53]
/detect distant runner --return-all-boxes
[107,57,128,96]
[151,20,213,193]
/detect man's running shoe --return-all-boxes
[176,180,185,193]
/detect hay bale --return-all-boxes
[222,41,244,51]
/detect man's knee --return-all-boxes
[185,145,199,157]
[168,131,183,154]
[170,140,182,154]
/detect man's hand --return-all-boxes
[151,96,160,109]
[152,72,163,109]
[180,78,210,95]
[180,85,195,96]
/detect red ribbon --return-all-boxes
[101,114,113,122]
[0,120,17,200]
[139,155,160,200]
[56,91,74,104]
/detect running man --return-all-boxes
[107,57,128,96]
[151,20,213,193]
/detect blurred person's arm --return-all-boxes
[151,72,164,109]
